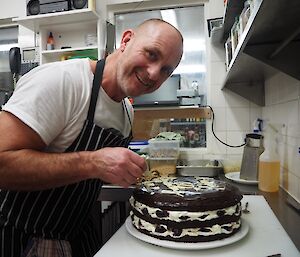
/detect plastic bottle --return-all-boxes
[258,123,280,192]
[46,32,55,50]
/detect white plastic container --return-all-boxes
[141,157,177,180]
[148,139,180,158]
[148,157,177,176]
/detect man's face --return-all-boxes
[116,23,183,98]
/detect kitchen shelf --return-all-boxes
[134,106,211,120]
[12,8,100,31]
[13,9,101,65]
[41,46,98,63]
[222,0,267,106]
[41,45,98,54]
[215,0,300,106]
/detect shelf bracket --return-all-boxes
[269,26,300,59]
[222,80,265,106]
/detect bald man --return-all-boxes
[0,19,183,257]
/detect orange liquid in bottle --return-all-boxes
[258,161,280,192]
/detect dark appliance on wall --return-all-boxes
[132,74,181,107]
[9,47,21,73]
[105,21,115,56]
[9,47,39,76]
[19,47,40,75]
[0,47,21,109]
[0,47,39,109]
[26,0,93,16]
[9,47,21,89]
[70,0,89,9]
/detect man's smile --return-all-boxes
[135,72,154,88]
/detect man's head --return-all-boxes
[107,19,183,101]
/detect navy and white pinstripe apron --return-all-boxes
[0,59,133,257]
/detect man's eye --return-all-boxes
[147,51,157,60]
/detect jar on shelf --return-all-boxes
[230,17,239,54]
[225,36,233,69]
[239,0,251,35]
[46,32,55,50]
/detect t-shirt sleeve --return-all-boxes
[2,64,72,145]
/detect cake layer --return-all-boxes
[130,203,241,228]
[130,214,242,242]
[133,177,242,211]
[130,197,241,221]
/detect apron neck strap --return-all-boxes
[87,59,105,121]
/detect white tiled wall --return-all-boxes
[205,0,260,160]
[206,0,300,202]
[264,73,300,202]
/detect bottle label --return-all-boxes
[46,43,54,50]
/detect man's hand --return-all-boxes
[90,147,147,187]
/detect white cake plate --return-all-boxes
[225,172,258,185]
[125,217,249,250]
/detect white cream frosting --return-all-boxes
[129,197,241,222]
[130,213,241,238]
[140,177,226,197]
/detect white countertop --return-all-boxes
[94,196,300,257]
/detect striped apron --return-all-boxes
[0,59,133,257]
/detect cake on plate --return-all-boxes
[129,176,243,242]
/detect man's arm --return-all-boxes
[0,111,146,191]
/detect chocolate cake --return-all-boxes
[129,176,243,242]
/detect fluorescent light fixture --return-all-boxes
[173,64,206,74]
[160,9,178,29]
[0,43,18,51]
[184,39,206,52]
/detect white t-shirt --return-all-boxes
[3,58,133,153]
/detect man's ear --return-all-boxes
[120,29,134,51]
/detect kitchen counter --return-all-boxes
[95,195,299,256]
[98,174,300,252]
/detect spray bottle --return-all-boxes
[258,121,280,192]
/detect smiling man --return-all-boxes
[111,19,183,100]
[0,19,183,257]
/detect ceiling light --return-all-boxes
[173,64,206,74]
[0,43,18,51]
[160,9,178,29]
[184,39,206,52]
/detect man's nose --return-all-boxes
[147,65,161,81]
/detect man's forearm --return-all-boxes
[0,149,95,191]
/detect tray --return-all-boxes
[176,159,223,177]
